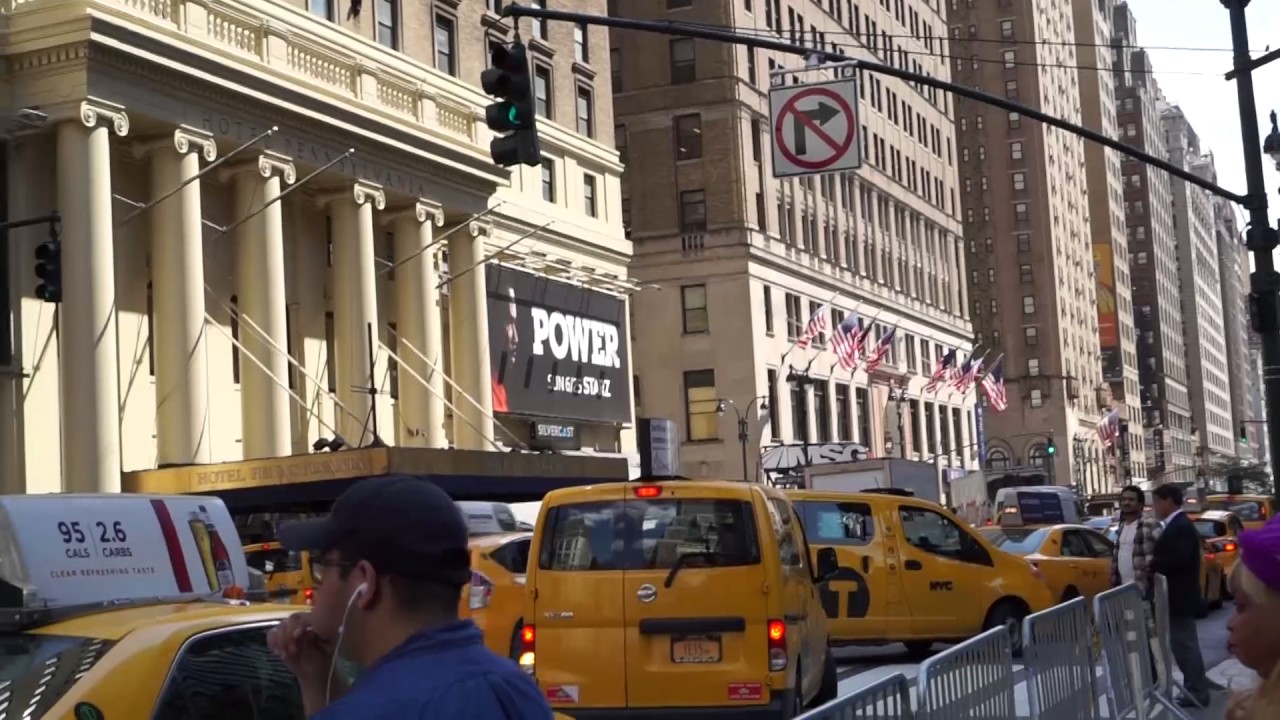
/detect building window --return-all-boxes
[1024,326,1038,345]
[433,14,455,75]
[1019,264,1032,283]
[675,113,703,160]
[376,0,399,48]
[309,0,334,21]
[682,284,709,333]
[229,295,241,384]
[286,306,297,391]
[1016,232,1031,251]
[614,124,628,164]
[1008,112,1021,128]
[767,368,781,441]
[387,321,399,399]
[1012,172,1026,191]
[530,0,547,39]
[835,384,851,441]
[534,65,552,118]
[573,22,589,63]
[1030,389,1044,408]
[1002,49,1015,68]
[790,380,808,442]
[146,282,156,376]
[684,369,719,441]
[1010,142,1023,160]
[763,285,774,335]
[1004,80,1017,99]
[670,38,696,84]
[583,174,598,217]
[324,311,336,393]
[540,159,556,202]
[679,189,707,232]
[785,293,802,340]
[855,387,870,445]
[813,382,831,442]
[576,86,593,136]
[1022,295,1036,314]
[610,48,622,93]
[1014,202,1029,222]
[999,19,1013,39]
[1028,357,1040,376]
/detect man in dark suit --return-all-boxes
[1149,483,1210,708]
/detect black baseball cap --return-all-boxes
[278,475,471,586]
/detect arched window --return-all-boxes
[1028,444,1049,469]
[986,448,1011,469]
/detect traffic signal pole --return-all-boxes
[502,2,1280,481]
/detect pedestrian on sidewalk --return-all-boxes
[1226,517,1280,719]
[1110,485,1160,593]
[1150,483,1214,708]
[266,475,554,719]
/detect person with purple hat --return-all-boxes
[1226,515,1280,719]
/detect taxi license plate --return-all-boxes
[671,635,721,664]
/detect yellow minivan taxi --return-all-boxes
[787,488,1055,656]
[522,479,841,718]
[244,540,316,605]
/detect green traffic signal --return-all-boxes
[508,106,519,124]
[1046,444,1056,455]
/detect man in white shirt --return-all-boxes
[1110,485,1160,593]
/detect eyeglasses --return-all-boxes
[309,555,355,585]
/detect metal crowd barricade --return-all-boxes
[794,672,914,719]
[1094,581,1193,720]
[1021,596,1097,719]
[916,626,1016,719]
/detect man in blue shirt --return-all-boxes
[266,475,554,719]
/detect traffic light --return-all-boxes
[34,236,62,303]
[1045,435,1056,456]
[481,41,542,167]
[1239,424,1249,445]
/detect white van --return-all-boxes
[456,501,520,536]
[994,486,1084,526]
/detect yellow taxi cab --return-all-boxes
[243,540,316,605]
[977,524,1114,603]
[787,487,1055,657]
[1203,494,1277,531]
[1190,510,1244,579]
[463,530,533,658]
[521,479,841,718]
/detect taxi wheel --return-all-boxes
[1060,586,1081,603]
[787,661,805,718]
[813,648,839,706]
[983,599,1029,658]
[509,621,524,661]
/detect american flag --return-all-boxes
[956,356,985,393]
[795,304,830,349]
[1097,408,1121,448]
[862,327,897,374]
[949,354,974,389]
[831,312,862,370]
[925,349,957,393]
[980,359,1007,412]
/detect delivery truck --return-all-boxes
[802,458,941,505]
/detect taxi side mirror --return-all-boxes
[813,547,840,583]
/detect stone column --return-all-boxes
[325,181,386,447]
[221,152,295,460]
[136,126,216,466]
[57,99,128,493]
[448,222,495,450]
[388,199,447,448]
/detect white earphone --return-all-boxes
[327,581,369,703]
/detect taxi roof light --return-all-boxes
[1224,541,1238,552]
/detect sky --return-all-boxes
[1123,0,1280,253]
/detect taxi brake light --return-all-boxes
[767,619,787,672]
[519,624,536,676]
[1224,542,1237,553]
[304,587,315,606]
[634,485,662,499]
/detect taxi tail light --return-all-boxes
[469,570,495,611]
[518,624,536,675]
[767,619,788,672]
[1224,542,1238,553]
[303,587,314,606]
[634,485,662,499]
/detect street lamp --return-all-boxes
[717,396,770,482]
[1263,111,1280,171]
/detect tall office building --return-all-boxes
[1248,334,1270,467]
[1161,105,1235,463]
[1213,195,1254,457]
[950,0,1106,487]
[614,1,976,481]
[1114,2,1190,486]
[1072,0,1145,490]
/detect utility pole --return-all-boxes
[1223,0,1280,484]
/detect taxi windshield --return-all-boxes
[1207,500,1265,522]
[537,499,761,571]
[244,547,303,575]
[0,634,114,716]
[1194,519,1228,539]
[979,527,1049,556]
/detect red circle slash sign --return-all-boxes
[774,87,856,171]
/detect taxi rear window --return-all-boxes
[980,527,1050,555]
[537,499,761,571]
[1208,500,1265,522]
[1194,520,1228,539]
[0,634,114,717]
[245,547,304,574]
